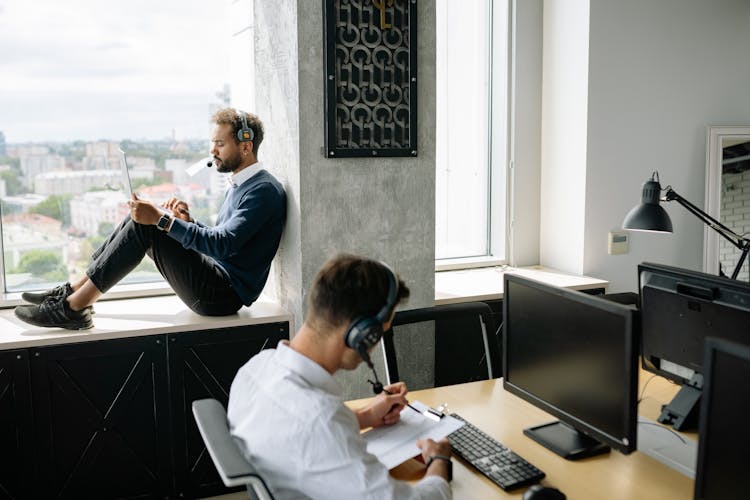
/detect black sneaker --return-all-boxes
[14,296,94,330]
[21,282,73,305]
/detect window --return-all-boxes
[435,0,509,266]
[0,0,235,298]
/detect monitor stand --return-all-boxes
[523,421,610,460]
[657,373,703,431]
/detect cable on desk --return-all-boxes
[637,374,658,404]
[637,421,688,445]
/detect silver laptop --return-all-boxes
[119,148,169,214]
[119,148,134,199]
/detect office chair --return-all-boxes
[191,398,274,500]
[381,301,499,388]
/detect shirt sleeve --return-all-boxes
[300,405,452,500]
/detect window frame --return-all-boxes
[435,0,512,271]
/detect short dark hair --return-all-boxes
[211,108,264,155]
[306,254,410,332]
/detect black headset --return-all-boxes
[236,110,254,142]
[344,261,398,357]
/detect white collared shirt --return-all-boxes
[228,160,263,188]
[228,341,452,500]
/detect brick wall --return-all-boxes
[720,170,750,281]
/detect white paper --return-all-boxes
[362,401,464,469]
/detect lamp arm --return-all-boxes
[664,188,750,250]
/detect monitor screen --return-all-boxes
[502,274,637,458]
[638,262,750,430]
[694,338,750,500]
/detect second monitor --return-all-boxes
[503,274,638,459]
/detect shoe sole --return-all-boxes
[14,309,94,331]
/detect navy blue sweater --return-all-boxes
[168,169,286,305]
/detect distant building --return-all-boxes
[83,141,120,170]
[6,145,50,157]
[69,191,129,237]
[165,158,189,185]
[34,170,122,195]
[0,131,6,157]
[20,154,66,189]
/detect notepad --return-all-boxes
[362,401,464,469]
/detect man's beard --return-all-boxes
[214,151,242,173]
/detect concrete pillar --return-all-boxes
[254,0,437,398]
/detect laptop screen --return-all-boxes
[119,148,133,199]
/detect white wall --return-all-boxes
[509,0,542,267]
[539,0,750,292]
[539,0,590,274]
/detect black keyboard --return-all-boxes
[448,413,545,491]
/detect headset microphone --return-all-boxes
[206,160,214,168]
[360,347,385,395]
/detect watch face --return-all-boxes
[157,214,170,229]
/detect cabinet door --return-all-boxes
[0,350,32,500]
[31,336,170,499]
[169,322,289,499]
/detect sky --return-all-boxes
[0,0,233,143]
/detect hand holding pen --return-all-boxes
[358,381,412,428]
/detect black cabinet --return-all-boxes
[0,321,289,500]
[0,350,33,500]
[170,323,289,499]
[30,336,171,499]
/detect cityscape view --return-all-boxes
[0,0,235,293]
[0,99,233,293]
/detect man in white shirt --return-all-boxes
[228,254,452,499]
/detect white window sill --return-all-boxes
[434,265,609,305]
[0,293,292,350]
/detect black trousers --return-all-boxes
[86,216,243,316]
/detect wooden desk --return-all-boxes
[364,376,693,499]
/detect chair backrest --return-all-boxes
[381,301,498,388]
[191,398,274,500]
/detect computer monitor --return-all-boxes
[694,337,750,500]
[638,262,750,431]
[502,274,638,459]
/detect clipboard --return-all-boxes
[362,401,464,469]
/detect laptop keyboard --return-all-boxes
[448,413,545,491]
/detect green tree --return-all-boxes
[30,194,72,226]
[0,169,25,195]
[14,250,67,281]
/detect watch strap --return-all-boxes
[425,454,452,482]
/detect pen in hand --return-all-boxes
[380,385,422,415]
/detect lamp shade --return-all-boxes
[622,179,674,232]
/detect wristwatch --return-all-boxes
[425,454,453,482]
[156,213,172,232]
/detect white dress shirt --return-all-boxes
[228,341,452,500]
[228,160,263,187]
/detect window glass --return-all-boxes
[435,0,507,263]
[0,0,231,293]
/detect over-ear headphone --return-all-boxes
[236,110,254,142]
[344,262,398,357]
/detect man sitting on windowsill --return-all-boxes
[14,108,286,330]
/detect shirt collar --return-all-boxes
[228,161,263,188]
[275,341,343,397]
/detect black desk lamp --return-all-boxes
[623,171,750,281]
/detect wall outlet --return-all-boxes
[608,231,629,255]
